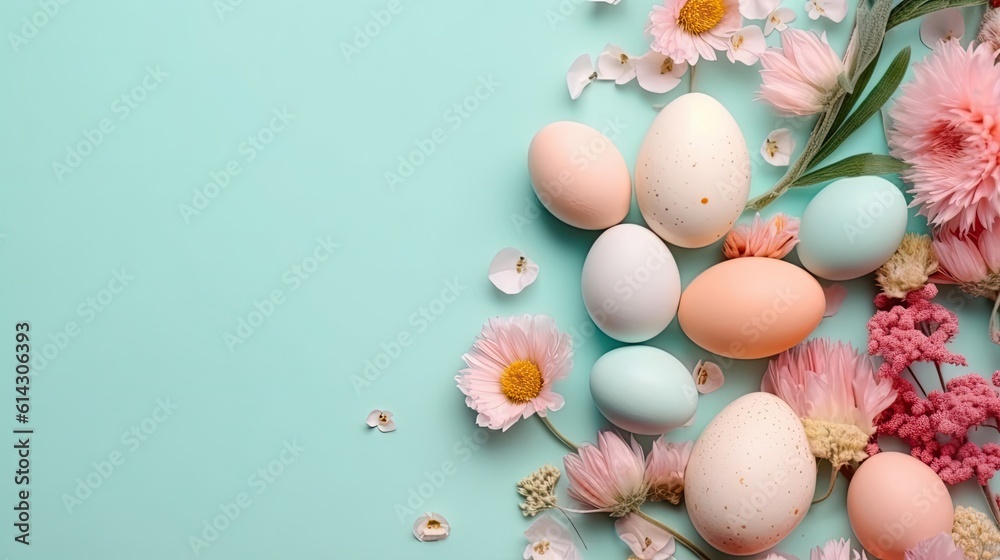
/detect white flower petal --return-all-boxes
[823,283,847,317]
[366,409,382,427]
[920,7,965,48]
[413,512,450,542]
[589,0,621,3]
[764,7,796,34]
[740,0,781,19]
[524,515,582,560]
[693,360,725,394]
[635,51,688,94]
[727,25,767,65]
[488,247,539,295]
[761,128,794,166]
[597,43,638,84]
[566,54,597,100]
[806,0,846,22]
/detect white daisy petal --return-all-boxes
[920,7,965,48]
[597,43,638,84]
[488,247,539,295]
[566,54,597,100]
[635,51,688,94]
[726,25,767,65]
[589,0,621,3]
[764,7,796,34]
[806,0,846,22]
[740,0,781,19]
[413,513,450,542]
[761,128,794,166]
[693,360,725,394]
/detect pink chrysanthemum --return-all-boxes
[647,0,743,65]
[456,315,572,431]
[563,431,649,517]
[723,212,800,259]
[887,40,1000,234]
[758,29,846,117]
[812,538,867,560]
[763,338,897,468]
[933,227,1000,295]
[645,438,693,504]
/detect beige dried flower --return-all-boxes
[979,8,1000,52]
[952,505,1000,560]
[517,465,561,517]
[876,233,939,298]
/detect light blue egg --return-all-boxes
[797,176,908,281]
[589,346,698,435]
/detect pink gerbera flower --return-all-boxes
[647,0,743,65]
[456,315,572,431]
[563,431,649,516]
[887,40,1000,234]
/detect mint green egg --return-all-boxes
[797,176,908,281]
[589,346,698,435]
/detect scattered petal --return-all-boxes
[919,7,965,48]
[615,513,676,560]
[740,0,781,19]
[764,7,796,34]
[806,0,847,22]
[823,283,848,317]
[597,44,638,84]
[413,512,450,542]
[566,54,598,100]
[489,247,539,295]
[367,409,396,432]
[761,128,795,166]
[523,514,582,560]
[635,51,688,94]
[589,0,622,3]
[727,25,767,65]
[904,532,966,560]
[692,360,725,393]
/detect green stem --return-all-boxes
[688,64,697,94]
[982,484,1000,529]
[538,415,578,451]
[812,461,838,504]
[635,510,713,560]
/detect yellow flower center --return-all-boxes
[426,519,441,529]
[534,540,551,554]
[500,359,543,404]
[660,56,675,74]
[619,53,629,64]
[678,0,726,35]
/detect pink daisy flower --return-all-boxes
[757,29,845,117]
[563,431,649,516]
[887,40,1000,234]
[645,438,693,504]
[647,0,744,65]
[456,315,572,431]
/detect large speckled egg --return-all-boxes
[796,176,908,281]
[589,346,698,435]
[527,121,632,230]
[678,257,825,359]
[635,93,750,248]
[685,392,816,556]
[581,224,682,343]
[847,452,954,560]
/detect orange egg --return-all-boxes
[847,452,954,560]
[677,257,824,359]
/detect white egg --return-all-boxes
[635,93,750,248]
[685,393,815,556]
[581,224,681,343]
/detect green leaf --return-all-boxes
[826,47,881,139]
[792,154,908,187]
[887,0,985,30]
[809,47,910,169]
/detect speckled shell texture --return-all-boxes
[635,92,750,248]
[684,392,816,556]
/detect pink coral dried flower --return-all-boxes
[723,212,800,259]
[563,431,649,517]
[758,29,846,116]
[887,40,1000,234]
[645,438,693,504]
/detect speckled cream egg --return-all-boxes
[685,392,815,556]
[635,93,750,248]
[528,121,632,230]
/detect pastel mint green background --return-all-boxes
[1,1,995,559]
